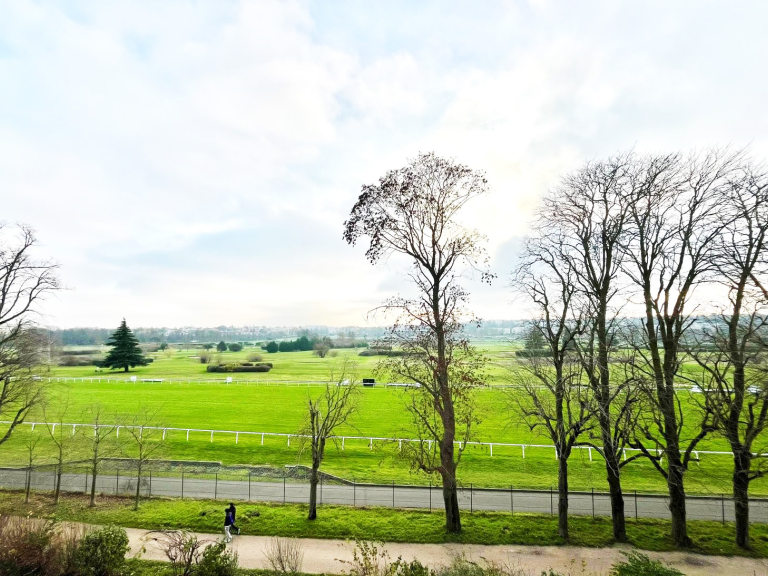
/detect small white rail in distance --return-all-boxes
[0,420,744,462]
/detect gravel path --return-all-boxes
[126,527,768,575]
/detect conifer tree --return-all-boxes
[102,319,147,372]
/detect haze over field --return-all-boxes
[2,1,767,328]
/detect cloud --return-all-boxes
[1,0,767,327]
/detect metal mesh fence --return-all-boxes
[0,465,765,523]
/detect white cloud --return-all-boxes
[1,0,767,327]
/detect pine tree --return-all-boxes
[101,319,147,372]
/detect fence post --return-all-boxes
[353,477,356,507]
[149,471,152,498]
[116,469,119,495]
[471,483,473,513]
[591,488,595,519]
[248,472,251,501]
[182,470,184,499]
[510,485,514,515]
[429,480,432,511]
[215,473,218,500]
[283,474,286,504]
[550,486,553,516]
[392,480,395,508]
[722,493,725,525]
[634,489,638,521]
[320,475,323,506]
[85,471,89,494]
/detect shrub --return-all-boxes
[262,536,305,573]
[514,349,553,358]
[247,353,263,362]
[195,541,238,576]
[610,553,683,576]
[266,341,279,354]
[59,356,100,366]
[199,351,212,364]
[74,525,128,576]
[228,343,243,352]
[278,341,295,353]
[216,341,227,353]
[149,530,208,576]
[0,517,83,576]
[206,364,272,373]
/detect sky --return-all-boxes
[1,0,767,329]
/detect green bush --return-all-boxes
[74,525,129,576]
[195,541,238,576]
[514,349,553,358]
[266,341,279,353]
[610,553,683,576]
[206,364,272,373]
[227,343,243,352]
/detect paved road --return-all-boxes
[2,468,766,523]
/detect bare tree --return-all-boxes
[536,153,637,542]
[343,152,492,533]
[690,162,768,548]
[0,224,60,447]
[24,431,43,503]
[299,365,358,520]
[511,234,593,539]
[312,342,330,359]
[146,530,211,576]
[82,404,119,507]
[43,398,79,504]
[121,407,166,510]
[621,149,742,546]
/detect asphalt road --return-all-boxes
[1,468,765,523]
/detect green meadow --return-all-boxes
[0,344,763,496]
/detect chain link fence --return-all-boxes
[1,464,766,524]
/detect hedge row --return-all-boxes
[206,363,273,373]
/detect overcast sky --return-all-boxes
[2,1,767,329]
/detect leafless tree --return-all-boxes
[23,431,43,503]
[343,152,492,532]
[688,162,768,548]
[620,149,743,546]
[313,342,330,358]
[536,153,638,542]
[298,364,358,520]
[82,404,119,507]
[511,233,594,539]
[43,398,79,504]
[0,224,60,448]
[121,407,166,510]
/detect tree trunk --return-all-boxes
[124,366,129,373]
[666,454,690,547]
[733,450,751,548]
[308,466,319,520]
[442,475,461,533]
[90,463,98,507]
[558,453,569,540]
[605,455,626,542]
[54,466,62,504]
[25,468,32,503]
[134,468,141,510]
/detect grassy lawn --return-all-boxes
[1,344,763,495]
[1,490,765,558]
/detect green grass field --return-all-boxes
[1,344,764,496]
[3,491,766,558]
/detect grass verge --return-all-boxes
[0,490,765,558]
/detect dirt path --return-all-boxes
[126,528,768,575]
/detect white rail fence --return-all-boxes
[0,420,745,463]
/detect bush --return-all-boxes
[247,353,263,362]
[199,351,212,364]
[610,553,683,576]
[262,536,305,573]
[266,341,279,354]
[0,517,82,576]
[216,341,227,353]
[74,525,128,576]
[195,541,238,576]
[206,364,272,373]
[227,343,243,352]
[59,356,100,366]
[60,349,100,356]
[514,349,553,358]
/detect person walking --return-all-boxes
[223,507,233,543]
[228,502,240,535]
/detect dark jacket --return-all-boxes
[224,510,233,526]
[228,504,237,521]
